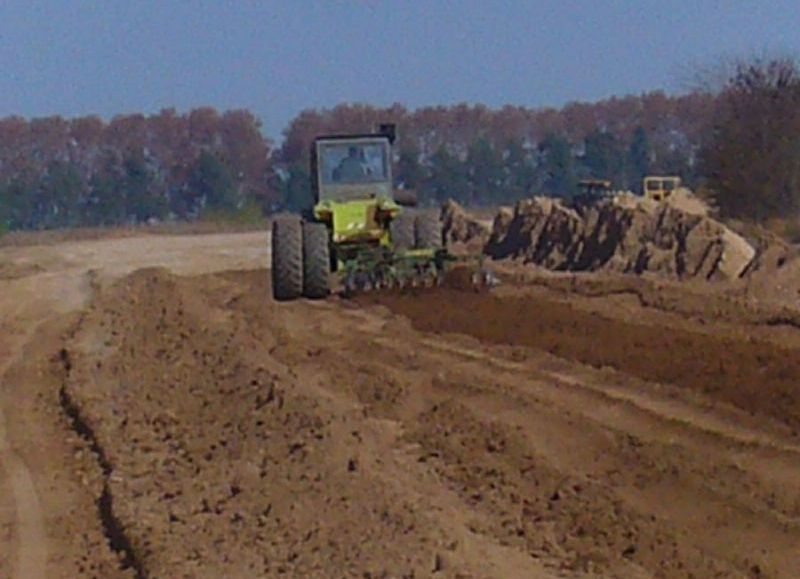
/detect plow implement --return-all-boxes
[339,248,496,296]
[271,214,497,302]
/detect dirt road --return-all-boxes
[0,232,267,578]
[2,231,800,577]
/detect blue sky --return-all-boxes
[0,1,797,138]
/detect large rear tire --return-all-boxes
[302,222,331,299]
[272,217,303,301]
[390,211,416,251]
[415,210,443,250]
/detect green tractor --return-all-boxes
[271,124,447,300]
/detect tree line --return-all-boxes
[0,108,273,231]
[277,92,714,210]
[1,58,798,232]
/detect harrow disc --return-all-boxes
[338,247,496,297]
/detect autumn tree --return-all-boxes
[86,156,127,226]
[282,162,313,213]
[421,146,469,205]
[503,139,537,201]
[190,151,238,211]
[702,57,800,220]
[626,127,651,192]
[539,134,576,197]
[39,162,85,228]
[466,137,504,205]
[582,130,626,187]
[396,140,425,191]
[3,175,38,229]
[123,152,166,222]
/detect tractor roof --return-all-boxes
[314,133,392,144]
[314,123,397,145]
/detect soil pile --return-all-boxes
[441,200,491,254]
[486,196,755,280]
[663,189,712,216]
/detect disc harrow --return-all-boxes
[339,248,496,297]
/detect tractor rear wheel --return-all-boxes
[302,222,331,299]
[390,211,416,251]
[271,217,303,301]
[415,210,443,250]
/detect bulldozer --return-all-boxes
[271,124,484,300]
[572,179,615,209]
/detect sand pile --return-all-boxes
[486,196,755,281]
[440,200,491,254]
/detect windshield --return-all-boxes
[318,142,389,184]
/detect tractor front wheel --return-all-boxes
[271,217,303,300]
[302,222,331,299]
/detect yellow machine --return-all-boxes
[643,176,682,202]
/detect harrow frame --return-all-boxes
[338,246,491,295]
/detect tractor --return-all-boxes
[572,179,615,209]
[271,124,455,300]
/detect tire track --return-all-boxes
[57,347,145,579]
[0,403,47,579]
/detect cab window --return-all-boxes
[318,142,388,185]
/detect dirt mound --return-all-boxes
[441,200,491,254]
[487,196,755,281]
[666,190,711,215]
[613,189,711,216]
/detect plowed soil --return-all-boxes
[2,231,800,578]
[357,286,800,432]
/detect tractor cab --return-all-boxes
[310,126,405,245]
[312,136,393,202]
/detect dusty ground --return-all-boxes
[2,230,800,578]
